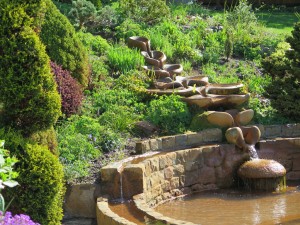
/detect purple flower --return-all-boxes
[0,211,40,225]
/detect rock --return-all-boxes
[207,111,234,128]
[238,159,286,179]
[134,121,158,137]
[235,109,254,126]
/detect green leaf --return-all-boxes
[3,180,19,188]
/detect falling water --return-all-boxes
[117,165,125,203]
[248,145,259,159]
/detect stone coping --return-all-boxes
[135,124,300,154]
[96,197,136,225]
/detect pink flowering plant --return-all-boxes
[0,141,39,224]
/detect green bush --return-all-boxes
[1,129,65,225]
[0,2,61,135]
[99,105,142,133]
[116,18,149,41]
[265,77,300,121]
[68,0,98,29]
[57,116,102,180]
[40,0,90,86]
[146,95,191,134]
[107,45,144,74]
[119,0,170,24]
[262,42,291,78]
[286,22,300,79]
[29,126,58,155]
[77,31,110,56]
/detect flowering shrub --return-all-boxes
[51,62,83,117]
[0,212,39,225]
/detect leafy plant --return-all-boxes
[78,29,111,50]
[68,0,97,29]
[119,0,170,24]
[41,0,90,87]
[286,22,300,79]
[107,45,144,74]
[57,115,102,180]
[0,141,18,214]
[262,42,291,79]
[146,95,191,134]
[0,129,65,225]
[0,1,61,135]
[51,62,83,117]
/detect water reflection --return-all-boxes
[155,185,300,225]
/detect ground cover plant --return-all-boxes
[1,0,300,223]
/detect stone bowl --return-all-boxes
[141,50,167,68]
[128,36,152,56]
[142,65,170,79]
[238,159,286,179]
[163,64,183,77]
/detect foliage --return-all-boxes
[0,1,61,135]
[57,114,127,180]
[146,95,191,134]
[115,18,149,41]
[99,105,142,133]
[107,45,144,75]
[29,127,58,155]
[0,141,18,214]
[95,5,120,36]
[262,42,291,79]
[0,211,39,225]
[40,0,90,87]
[68,0,97,29]
[248,97,290,125]
[51,62,83,117]
[286,22,300,79]
[265,76,300,121]
[226,0,257,31]
[77,31,110,56]
[0,130,65,225]
[57,115,102,180]
[119,0,170,24]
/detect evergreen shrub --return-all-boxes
[51,62,83,117]
[0,2,61,135]
[40,0,90,86]
[1,129,65,225]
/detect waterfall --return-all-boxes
[117,165,125,203]
[248,145,259,159]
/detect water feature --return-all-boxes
[155,182,300,225]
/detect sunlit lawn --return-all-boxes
[256,10,299,35]
[210,9,299,36]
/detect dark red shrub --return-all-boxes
[51,61,83,117]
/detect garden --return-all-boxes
[0,0,299,224]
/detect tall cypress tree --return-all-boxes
[0,1,61,135]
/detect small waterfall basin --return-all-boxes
[154,182,300,225]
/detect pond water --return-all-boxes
[155,183,300,225]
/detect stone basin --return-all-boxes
[181,75,209,87]
[141,50,167,68]
[142,65,170,79]
[238,159,286,179]
[146,86,197,97]
[182,93,250,108]
[163,64,183,77]
[128,36,152,57]
[202,83,244,95]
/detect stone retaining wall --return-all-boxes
[135,124,300,153]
